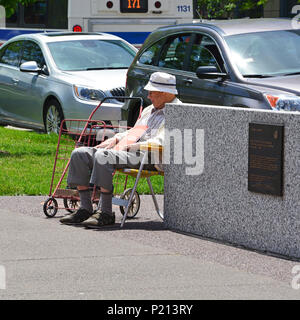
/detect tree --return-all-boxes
[196,0,269,19]
[0,0,37,18]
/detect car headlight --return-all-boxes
[73,85,105,102]
[265,94,300,111]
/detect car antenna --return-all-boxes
[195,8,203,22]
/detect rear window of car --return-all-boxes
[138,34,192,71]
[0,41,23,67]
[138,38,165,65]
[158,34,192,70]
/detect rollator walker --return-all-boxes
[43,97,164,227]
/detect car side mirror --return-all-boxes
[196,66,227,79]
[41,65,49,76]
[20,61,42,74]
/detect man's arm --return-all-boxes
[95,136,119,149]
[123,123,164,152]
[139,125,164,148]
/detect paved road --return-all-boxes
[0,195,299,300]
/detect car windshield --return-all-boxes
[225,30,300,77]
[47,39,136,71]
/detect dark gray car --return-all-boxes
[124,18,300,126]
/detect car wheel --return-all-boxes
[44,99,64,134]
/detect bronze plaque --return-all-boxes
[248,123,284,196]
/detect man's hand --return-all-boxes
[95,137,118,149]
[115,142,140,152]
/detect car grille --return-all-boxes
[110,87,125,102]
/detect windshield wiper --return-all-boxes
[281,72,300,76]
[85,67,108,70]
[86,67,128,70]
[243,74,274,78]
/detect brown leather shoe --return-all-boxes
[60,208,92,225]
[82,211,115,228]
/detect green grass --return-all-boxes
[0,127,164,196]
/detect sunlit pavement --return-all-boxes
[0,195,299,300]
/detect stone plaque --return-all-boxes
[248,123,284,196]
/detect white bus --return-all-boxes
[2,0,197,45]
[69,0,197,45]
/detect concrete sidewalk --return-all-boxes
[0,195,299,300]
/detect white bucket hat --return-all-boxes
[144,72,178,95]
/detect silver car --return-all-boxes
[0,32,138,133]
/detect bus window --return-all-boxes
[6,9,18,25]
[2,0,194,46]
[47,0,67,29]
[24,0,46,25]
[5,0,67,29]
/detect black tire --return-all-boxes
[44,98,64,134]
[63,198,80,213]
[43,197,58,218]
[119,188,140,219]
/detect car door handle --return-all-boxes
[12,78,19,85]
[183,78,193,85]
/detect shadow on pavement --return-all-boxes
[56,219,166,231]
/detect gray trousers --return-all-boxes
[67,147,156,191]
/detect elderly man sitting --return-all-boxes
[60,71,181,228]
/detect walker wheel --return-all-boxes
[119,188,140,219]
[63,198,80,213]
[43,197,58,218]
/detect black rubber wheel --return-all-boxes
[63,198,80,213]
[44,99,64,134]
[43,197,58,218]
[119,188,140,219]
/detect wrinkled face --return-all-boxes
[147,91,175,109]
